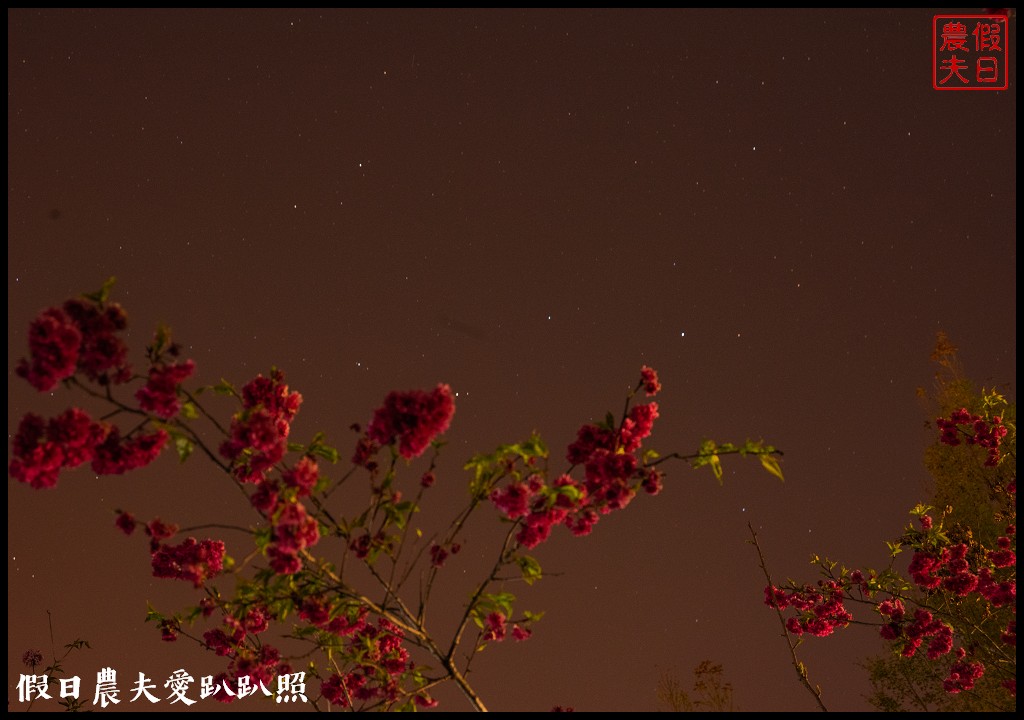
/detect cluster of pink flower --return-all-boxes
[365,384,456,460]
[489,473,591,548]
[988,530,1016,569]
[349,529,394,560]
[91,427,169,475]
[266,500,321,575]
[429,542,461,567]
[350,431,379,472]
[317,616,436,709]
[282,456,319,496]
[943,650,986,694]
[136,360,195,419]
[11,410,104,488]
[16,299,131,392]
[10,300,195,489]
[763,580,853,637]
[908,542,1016,607]
[193,606,292,702]
[117,513,224,587]
[117,510,227,592]
[216,371,322,574]
[936,408,1010,466]
[876,600,954,659]
[151,537,227,588]
[143,517,180,552]
[976,567,1016,608]
[481,612,531,643]
[488,368,663,549]
[299,596,370,637]
[908,544,977,595]
[10,409,168,489]
[640,365,661,396]
[219,370,303,485]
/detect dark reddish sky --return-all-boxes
[7,8,1016,712]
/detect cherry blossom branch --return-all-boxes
[748,522,829,712]
[647,446,784,468]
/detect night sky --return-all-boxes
[7,8,1017,712]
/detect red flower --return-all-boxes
[136,360,195,419]
[429,544,449,568]
[10,410,110,489]
[245,607,270,634]
[151,537,225,587]
[61,299,131,384]
[351,436,379,468]
[145,517,180,552]
[642,469,664,495]
[483,612,507,642]
[566,423,615,465]
[268,547,302,575]
[250,480,280,513]
[272,501,320,554]
[220,370,302,484]
[9,434,64,489]
[282,456,319,497]
[367,384,455,459]
[640,365,661,396]
[91,428,169,475]
[490,481,532,519]
[321,674,353,707]
[988,545,1016,568]
[159,619,179,642]
[16,307,82,391]
[944,658,985,693]
[203,628,236,657]
[266,501,319,574]
[115,511,137,536]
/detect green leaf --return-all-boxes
[311,443,340,464]
[698,438,717,456]
[175,436,194,463]
[710,455,723,483]
[151,323,173,357]
[145,603,164,623]
[253,527,273,553]
[554,484,583,503]
[517,555,543,586]
[759,454,785,482]
[213,378,239,397]
[389,500,418,530]
[83,276,116,304]
[520,433,549,459]
[180,401,198,420]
